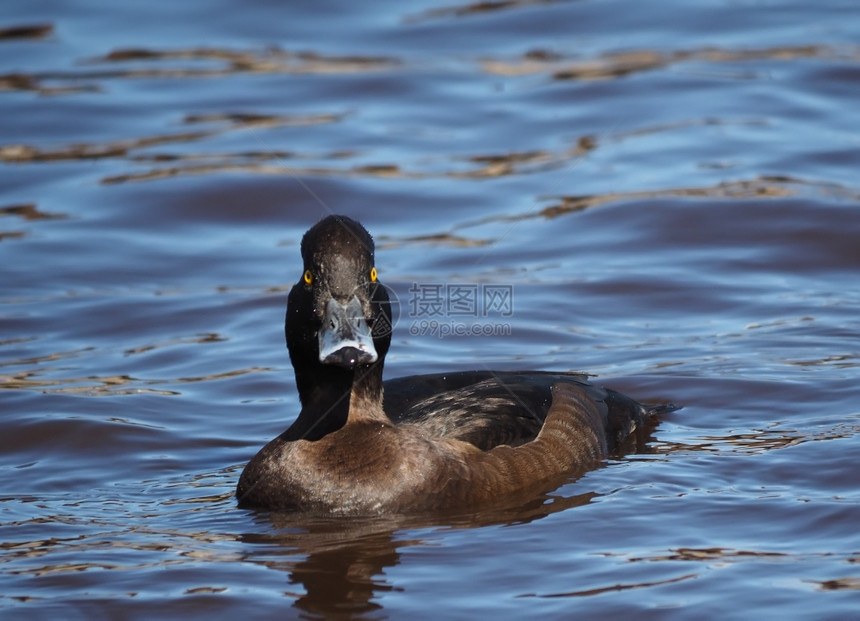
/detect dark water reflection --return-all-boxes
[244,491,596,617]
[3,0,860,617]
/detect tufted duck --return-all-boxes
[236,215,674,514]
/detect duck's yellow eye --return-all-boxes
[303,269,313,285]
[370,267,377,282]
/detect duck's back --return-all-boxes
[383,371,663,453]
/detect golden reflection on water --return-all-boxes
[0,24,53,40]
[482,45,860,81]
[403,0,557,24]
[0,46,398,95]
[0,113,340,164]
[123,332,226,356]
[0,204,66,221]
[653,419,860,456]
[816,577,860,591]
[0,364,270,396]
[1,204,67,241]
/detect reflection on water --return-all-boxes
[0,112,339,163]
[0,24,53,40]
[520,572,697,599]
[654,419,860,456]
[0,46,398,95]
[482,44,859,80]
[243,490,596,616]
[403,0,559,23]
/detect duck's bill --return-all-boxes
[318,295,379,369]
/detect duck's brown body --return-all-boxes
[236,215,674,515]
[238,383,611,514]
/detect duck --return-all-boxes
[236,215,675,514]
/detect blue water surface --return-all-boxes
[1,0,859,618]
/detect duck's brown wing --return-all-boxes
[383,370,669,452]
[476,381,610,484]
[411,383,616,510]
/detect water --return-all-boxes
[2,0,859,617]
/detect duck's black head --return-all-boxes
[285,215,392,429]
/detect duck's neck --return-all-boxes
[284,360,386,441]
